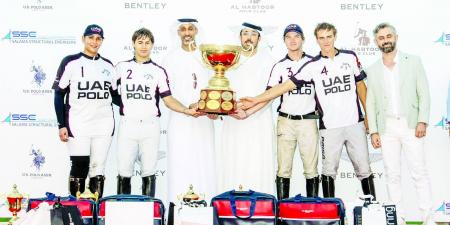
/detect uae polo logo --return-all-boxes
[229,0,276,14]
[22,145,51,178]
[351,22,380,56]
[435,33,450,46]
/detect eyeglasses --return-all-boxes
[192,73,197,89]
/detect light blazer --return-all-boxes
[366,51,430,134]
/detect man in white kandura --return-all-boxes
[163,18,216,203]
[218,22,276,195]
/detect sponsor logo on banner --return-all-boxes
[435,32,450,46]
[123,1,168,10]
[23,61,53,95]
[1,29,76,45]
[123,44,168,55]
[339,171,383,179]
[434,202,450,221]
[22,0,54,11]
[340,2,384,10]
[229,0,276,14]
[22,145,52,178]
[350,22,380,56]
[1,113,57,127]
[435,117,449,130]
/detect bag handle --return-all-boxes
[229,194,256,219]
[230,189,255,196]
[293,194,323,203]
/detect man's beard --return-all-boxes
[379,41,396,53]
[243,40,257,51]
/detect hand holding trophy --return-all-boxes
[197,44,241,115]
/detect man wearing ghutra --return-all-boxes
[163,18,216,203]
[218,22,276,195]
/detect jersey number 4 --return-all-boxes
[321,66,328,75]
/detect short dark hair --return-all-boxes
[314,22,337,38]
[132,28,154,44]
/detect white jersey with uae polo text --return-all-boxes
[267,53,315,115]
[52,52,117,137]
[290,49,366,130]
[115,58,171,119]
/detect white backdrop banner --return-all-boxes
[0,0,449,222]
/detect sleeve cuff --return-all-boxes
[355,70,367,82]
[160,90,172,98]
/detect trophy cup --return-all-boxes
[198,44,241,114]
[7,184,23,224]
[177,185,207,208]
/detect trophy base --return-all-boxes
[198,89,236,115]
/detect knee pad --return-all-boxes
[70,156,90,178]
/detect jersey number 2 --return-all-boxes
[126,69,133,79]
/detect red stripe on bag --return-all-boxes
[213,200,275,217]
[279,202,339,219]
[98,201,162,218]
[29,200,93,216]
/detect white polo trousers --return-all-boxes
[380,117,432,222]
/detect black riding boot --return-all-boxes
[89,175,105,199]
[321,175,335,198]
[142,175,156,197]
[117,176,131,194]
[69,176,85,197]
[361,175,376,200]
[306,176,320,197]
[276,176,290,200]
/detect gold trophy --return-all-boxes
[177,185,207,207]
[198,44,241,114]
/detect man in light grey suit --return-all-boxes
[366,23,433,225]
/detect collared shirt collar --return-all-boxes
[285,52,306,61]
[319,48,340,58]
[133,57,152,64]
[81,52,100,60]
